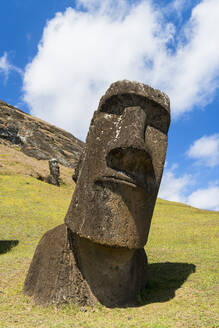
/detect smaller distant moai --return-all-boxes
[23,80,171,307]
[47,158,60,186]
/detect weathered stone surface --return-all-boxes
[0,126,21,144]
[65,80,170,249]
[23,224,147,306]
[0,100,84,168]
[24,80,170,307]
[47,158,60,186]
[23,224,95,306]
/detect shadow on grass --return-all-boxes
[137,262,196,306]
[0,240,19,254]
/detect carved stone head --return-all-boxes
[49,158,60,178]
[65,80,170,249]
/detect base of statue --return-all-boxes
[23,224,148,307]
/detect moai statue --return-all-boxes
[23,80,170,307]
[47,158,60,186]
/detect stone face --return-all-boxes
[24,80,170,307]
[65,81,170,249]
[47,158,60,186]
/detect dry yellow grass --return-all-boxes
[0,145,218,328]
[0,143,74,186]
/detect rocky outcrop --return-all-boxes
[0,100,84,168]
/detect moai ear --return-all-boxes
[72,151,84,183]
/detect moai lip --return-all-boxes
[23,80,170,307]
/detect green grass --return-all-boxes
[0,175,219,328]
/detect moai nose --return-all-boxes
[108,106,147,153]
[106,106,152,177]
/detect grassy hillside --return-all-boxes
[0,148,218,327]
[0,144,74,185]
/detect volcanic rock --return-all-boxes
[0,100,84,168]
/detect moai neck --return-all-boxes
[75,235,148,307]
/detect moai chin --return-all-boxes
[23,80,170,307]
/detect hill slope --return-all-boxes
[0,143,74,185]
[0,165,218,327]
[0,100,84,168]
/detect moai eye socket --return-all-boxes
[146,102,170,135]
[99,95,124,115]
[99,94,170,136]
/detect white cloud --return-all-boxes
[165,0,219,115]
[187,186,219,211]
[76,0,130,17]
[187,134,219,167]
[159,165,219,211]
[0,52,11,79]
[172,0,187,12]
[23,0,219,140]
[0,52,23,82]
[159,165,192,203]
[23,1,168,139]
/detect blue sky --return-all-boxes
[0,0,219,210]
